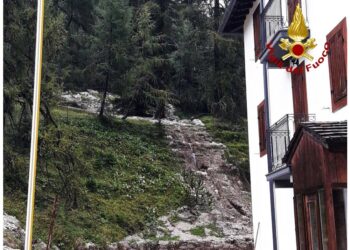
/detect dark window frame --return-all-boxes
[295,192,326,250]
[304,193,324,250]
[327,17,347,112]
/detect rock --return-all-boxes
[165,104,178,120]
[61,90,119,115]
[87,89,99,95]
[3,213,60,250]
[191,119,205,127]
[3,213,25,250]
[75,242,99,250]
[32,241,47,250]
[3,246,19,250]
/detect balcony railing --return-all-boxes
[262,0,309,45]
[269,114,316,171]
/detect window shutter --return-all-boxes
[258,101,266,156]
[327,18,347,112]
[292,62,308,127]
[253,5,262,61]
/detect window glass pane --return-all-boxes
[318,190,328,250]
[333,189,347,250]
[308,201,320,250]
[296,195,306,249]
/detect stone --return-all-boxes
[3,213,25,250]
[61,90,119,115]
[3,213,60,250]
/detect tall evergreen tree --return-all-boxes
[120,2,175,119]
[90,0,131,118]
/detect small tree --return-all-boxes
[182,170,212,213]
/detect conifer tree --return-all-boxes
[90,0,131,118]
[120,2,176,119]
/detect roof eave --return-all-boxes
[218,0,238,34]
[218,0,254,35]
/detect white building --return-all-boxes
[220,1,348,249]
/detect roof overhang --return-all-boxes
[266,165,293,188]
[284,121,347,164]
[219,0,255,35]
[266,164,291,182]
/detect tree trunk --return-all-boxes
[99,72,109,118]
[99,20,113,118]
[214,0,220,30]
[213,0,221,103]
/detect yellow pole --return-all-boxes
[25,0,45,249]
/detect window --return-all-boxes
[295,195,306,250]
[305,194,323,250]
[318,190,328,250]
[257,100,266,156]
[294,190,345,250]
[253,5,262,61]
[327,18,347,112]
[333,189,347,250]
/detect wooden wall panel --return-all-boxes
[325,150,347,185]
[291,132,324,193]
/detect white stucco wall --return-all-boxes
[275,188,296,250]
[244,2,274,250]
[267,69,293,125]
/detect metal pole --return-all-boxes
[254,222,261,250]
[24,0,45,249]
[260,0,278,249]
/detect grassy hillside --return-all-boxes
[4,109,186,248]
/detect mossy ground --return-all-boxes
[190,226,206,237]
[4,108,187,248]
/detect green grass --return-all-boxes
[200,115,250,186]
[206,223,224,237]
[189,224,224,238]
[190,226,206,237]
[4,108,187,248]
[148,232,180,242]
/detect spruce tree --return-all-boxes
[120,2,175,119]
[90,0,131,118]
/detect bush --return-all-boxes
[182,170,212,213]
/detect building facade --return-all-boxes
[220,0,348,249]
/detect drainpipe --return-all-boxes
[260,1,278,250]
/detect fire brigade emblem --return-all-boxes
[279,4,317,61]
